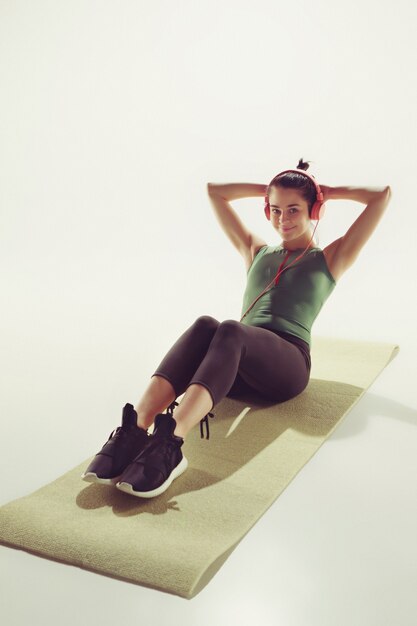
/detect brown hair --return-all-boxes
[266,157,317,216]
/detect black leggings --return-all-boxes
[151,315,311,413]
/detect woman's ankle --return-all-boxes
[135,410,154,430]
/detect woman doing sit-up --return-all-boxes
[82,157,392,499]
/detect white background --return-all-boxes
[1,1,416,624]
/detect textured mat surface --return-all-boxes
[0,336,399,599]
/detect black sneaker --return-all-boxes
[115,412,188,498]
[81,403,150,485]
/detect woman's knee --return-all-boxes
[194,315,220,331]
[193,317,245,345]
[216,319,244,338]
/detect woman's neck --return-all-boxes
[282,239,317,251]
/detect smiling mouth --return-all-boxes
[281,227,294,232]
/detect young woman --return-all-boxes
[82,158,392,499]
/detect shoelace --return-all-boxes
[166,400,179,415]
[199,411,215,440]
[166,399,216,440]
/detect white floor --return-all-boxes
[1,331,416,626]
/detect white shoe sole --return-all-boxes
[81,472,122,486]
[115,455,188,498]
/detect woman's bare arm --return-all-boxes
[206,183,268,267]
[323,185,392,279]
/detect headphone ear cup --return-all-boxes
[310,188,325,220]
[310,201,326,221]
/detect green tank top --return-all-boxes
[240,245,336,347]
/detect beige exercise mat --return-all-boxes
[0,336,399,599]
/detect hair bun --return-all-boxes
[296,157,311,171]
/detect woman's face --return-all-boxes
[268,186,311,242]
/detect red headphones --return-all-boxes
[240,168,326,322]
[264,168,326,221]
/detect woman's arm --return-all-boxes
[206,183,268,267]
[322,185,392,280]
[326,185,389,204]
